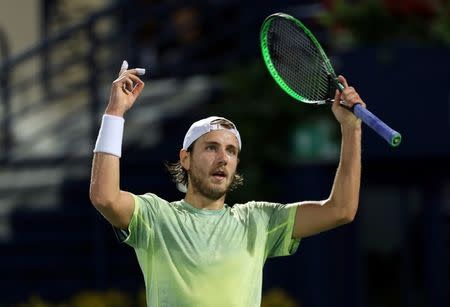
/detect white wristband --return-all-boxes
[93,114,125,157]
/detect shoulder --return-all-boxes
[230,201,253,213]
[133,193,180,213]
[230,201,280,217]
[231,201,281,211]
[133,193,162,209]
[134,193,166,203]
[232,200,297,220]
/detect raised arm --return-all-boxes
[89,61,145,229]
[292,75,363,239]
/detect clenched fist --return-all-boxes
[332,75,366,130]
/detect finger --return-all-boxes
[119,60,129,76]
[124,68,146,76]
[126,72,145,84]
[118,68,146,81]
[342,88,366,108]
[115,76,134,92]
[337,75,348,88]
[123,74,145,94]
[126,74,145,95]
[333,89,340,106]
[117,73,143,88]
[125,78,134,91]
[342,87,356,99]
[342,93,358,107]
[135,68,146,76]
[332,89,345,114]
[132,79,145,96]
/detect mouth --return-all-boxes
[211,170,227,181]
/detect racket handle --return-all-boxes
[353,104,402,147]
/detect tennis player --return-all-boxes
[89,60,364,306]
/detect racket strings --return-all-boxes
[267,18,330,102]
[275,20,328,99]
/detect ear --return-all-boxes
[180,149,190,171]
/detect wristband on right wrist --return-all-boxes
[93,114,125,157]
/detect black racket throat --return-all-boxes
[324,74,339,104]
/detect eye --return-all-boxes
[227,148,237,156]
[206,145,217,151]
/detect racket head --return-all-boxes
[260,13,338,104]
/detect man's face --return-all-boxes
[184,130,239,200]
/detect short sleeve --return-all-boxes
[252,202,301,258]
[115,193,162,249]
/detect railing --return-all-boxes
[0,26,11,161]
[0,1,125,164]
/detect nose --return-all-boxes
[216,148,228,165]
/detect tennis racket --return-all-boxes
[260,13,402,147]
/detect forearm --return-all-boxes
[90,152,121,206]
[88,113,136,228]
[327,125,361,221]
[89,112,125,206]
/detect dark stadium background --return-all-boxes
[0,0,448,306]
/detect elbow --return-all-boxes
[341,211,356,224]
[327,198,358,226]
[89,187,115,210]
[89,191,106,209]
[329,199,357,225]
[338,206,357,225]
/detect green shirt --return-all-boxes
[120,193,300,307]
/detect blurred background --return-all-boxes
[0,0,449,306]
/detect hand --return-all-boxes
[331,75,366,130]
[105,60,146,117]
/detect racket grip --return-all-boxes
[353,104,402,147]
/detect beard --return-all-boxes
[188,168,234,201]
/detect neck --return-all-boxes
[184,189,226,210]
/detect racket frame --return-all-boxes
[260,12,402,147]
[261,13,338,104]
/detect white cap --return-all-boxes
[182,116,242,150]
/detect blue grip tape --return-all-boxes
[353,104,402,147]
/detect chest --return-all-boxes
[154,211,263,268]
